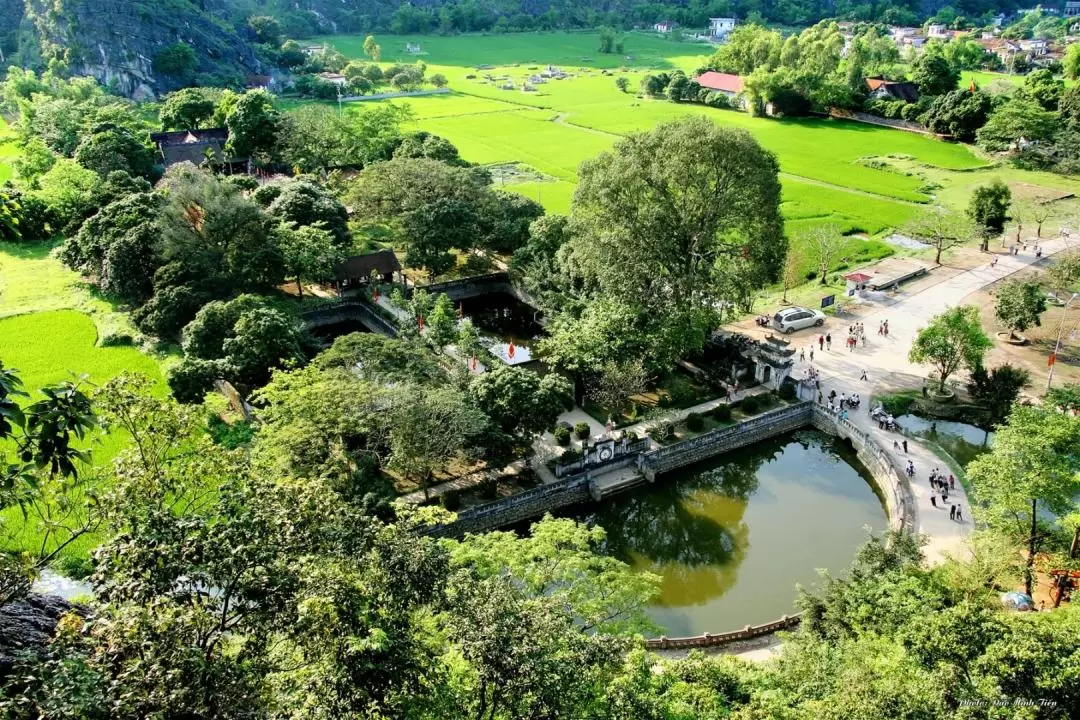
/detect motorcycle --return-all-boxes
[870,407,896,430]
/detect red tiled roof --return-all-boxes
[696,71,744,93]
[845,272,873,282]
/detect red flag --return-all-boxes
[470,356,477,371]
[372,287,380,302]
[1048,353,1056,367]
[418,315,424,331]
[508,342,516,359]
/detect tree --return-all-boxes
[247,15,282,45]
[598,26,623,54]
[967,179,1011,248]
[976,97,1057,152]
[911,47,960,96]
[73,125,155,180]
[906,205,970,264]
[363,34,381,62]
[994,279,1047,339]
[278,40,306,69]
[781,244,806,302]
[1025,199,1055,238]
[386,384,486,498]
[152,43,197,81]
[160,88,216,131]
[276,222,345,298]
[225,89,282,160]
[586,359,651,417]
[800,224,843,285]
[429,72,448,88]
[921,89,992,141]
[615,76,630,93]
[469,365,571,450]
[967,363,1031,431]
[967,405,1080,595]
[279,103,408,172]
[267,178,352,250]
[424,292,458,348]
[60,191,160,280]
[1022,68,1064,110]
[1065,43,1080,82]
[908,305,993,392]
[558,116,785,369]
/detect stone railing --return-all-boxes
[299,299,398,337]
[425,475,592,538]
[810,405,914,534]
[644,613,803,650]
[641,403,814,480]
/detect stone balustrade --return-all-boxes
[644,613,803,650]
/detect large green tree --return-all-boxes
[908,305,993,393]
[911,46,960,97]
[159,88,216,131]
[558,116,785,369]
[995,279,1047,339]
[224,89,282,160]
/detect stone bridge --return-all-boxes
[299,300,398,337]
[412,272,542,314]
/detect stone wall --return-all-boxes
[413,272,512,303]
[641,403,814,480]
[299,300,398,337]
[426,476,592,538]
[644,613,802,650]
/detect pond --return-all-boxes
[309,318,370,344]
[457,292,543,341]
[558,430,885,637]
[895,415,992,467]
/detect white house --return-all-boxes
[317,72,348,87]
[654,21,675,33]
[927,23,950,39]
[992,13,1008,26]
[405,43,422,54]
[709,17,737,40]
[1066,1,1080,17]
[1020,38,1050,55]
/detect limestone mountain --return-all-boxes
[12,0,264,99]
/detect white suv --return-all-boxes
[772,306,826,334]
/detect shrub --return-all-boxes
[778,382,797,401]
[440,489,460,511]
[740,395,760,414]
[685,412,705,431]
[553,426,571,446]
[574,422,591,440]
[99,332,134,347]
[478,480,498,500]
[805,270,818,281]
[559,448,583,463]
[650,420,675,442]
[712,404,732,422]
[666,374,698,406]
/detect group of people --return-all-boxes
[928,468,964,522]
[876,319,890,337]
[845,323,867,352]
[823,388,860,418]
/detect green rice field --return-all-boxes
[321,31,1080,240]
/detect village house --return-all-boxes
[865,77,920,102]
[992,13,1008,26]
[245,74,273,91]
[335,249,402,290]
[890,26,919,44]
[709,17,737,41]
[406,43,422,54]
[695,71,746,107]
[317,72,348,87]
[1019,38,1050,56]
[654,21,676,33]
[149,128,246,172]
[1067,1,1080,17]
[976,37,1023,63]
[927,24,950,39]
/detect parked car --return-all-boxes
[772,306,826,333]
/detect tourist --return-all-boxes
[819,335,824,350]
[883,320,889,337]
[825,333,832,350]
[827,401,835,414]
[878,321,884,336]
[1036,247,1043,258]
[949,474,955,491]
[902,439,908,453]
[860,369,868,381]
[840,392,847,408]
[949,504,955,520]
[847,335,856,352]
[809,347,815,362]
[932,495,937,508]
[894,440,900,450]
[956,505,963,522]
[990,256,998,268]
[799,347,805,362]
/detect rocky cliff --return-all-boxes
[22,0,264,99]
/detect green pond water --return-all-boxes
[560,429,886,637]
[895,415,992,468]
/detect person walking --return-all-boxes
[902,439,908,453]
[883,320,889,337]
[825,333,832,350]
[894,440,900,451]
[799,347,805,362]
[948,474,955,491]
[860,369,868,381]
[949,504,956,520]
[818,335,824,351]
[956,505,963,522]
[932,495,938,508]
[878,321,884,336]
[809,347,815,362]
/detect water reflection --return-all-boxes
[896,415,992,467]
[561,430,884,636]
[457,293,543,340]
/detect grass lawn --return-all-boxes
[0,310,168,563]
[314,30,1080,249]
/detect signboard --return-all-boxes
[821,294,835,309]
